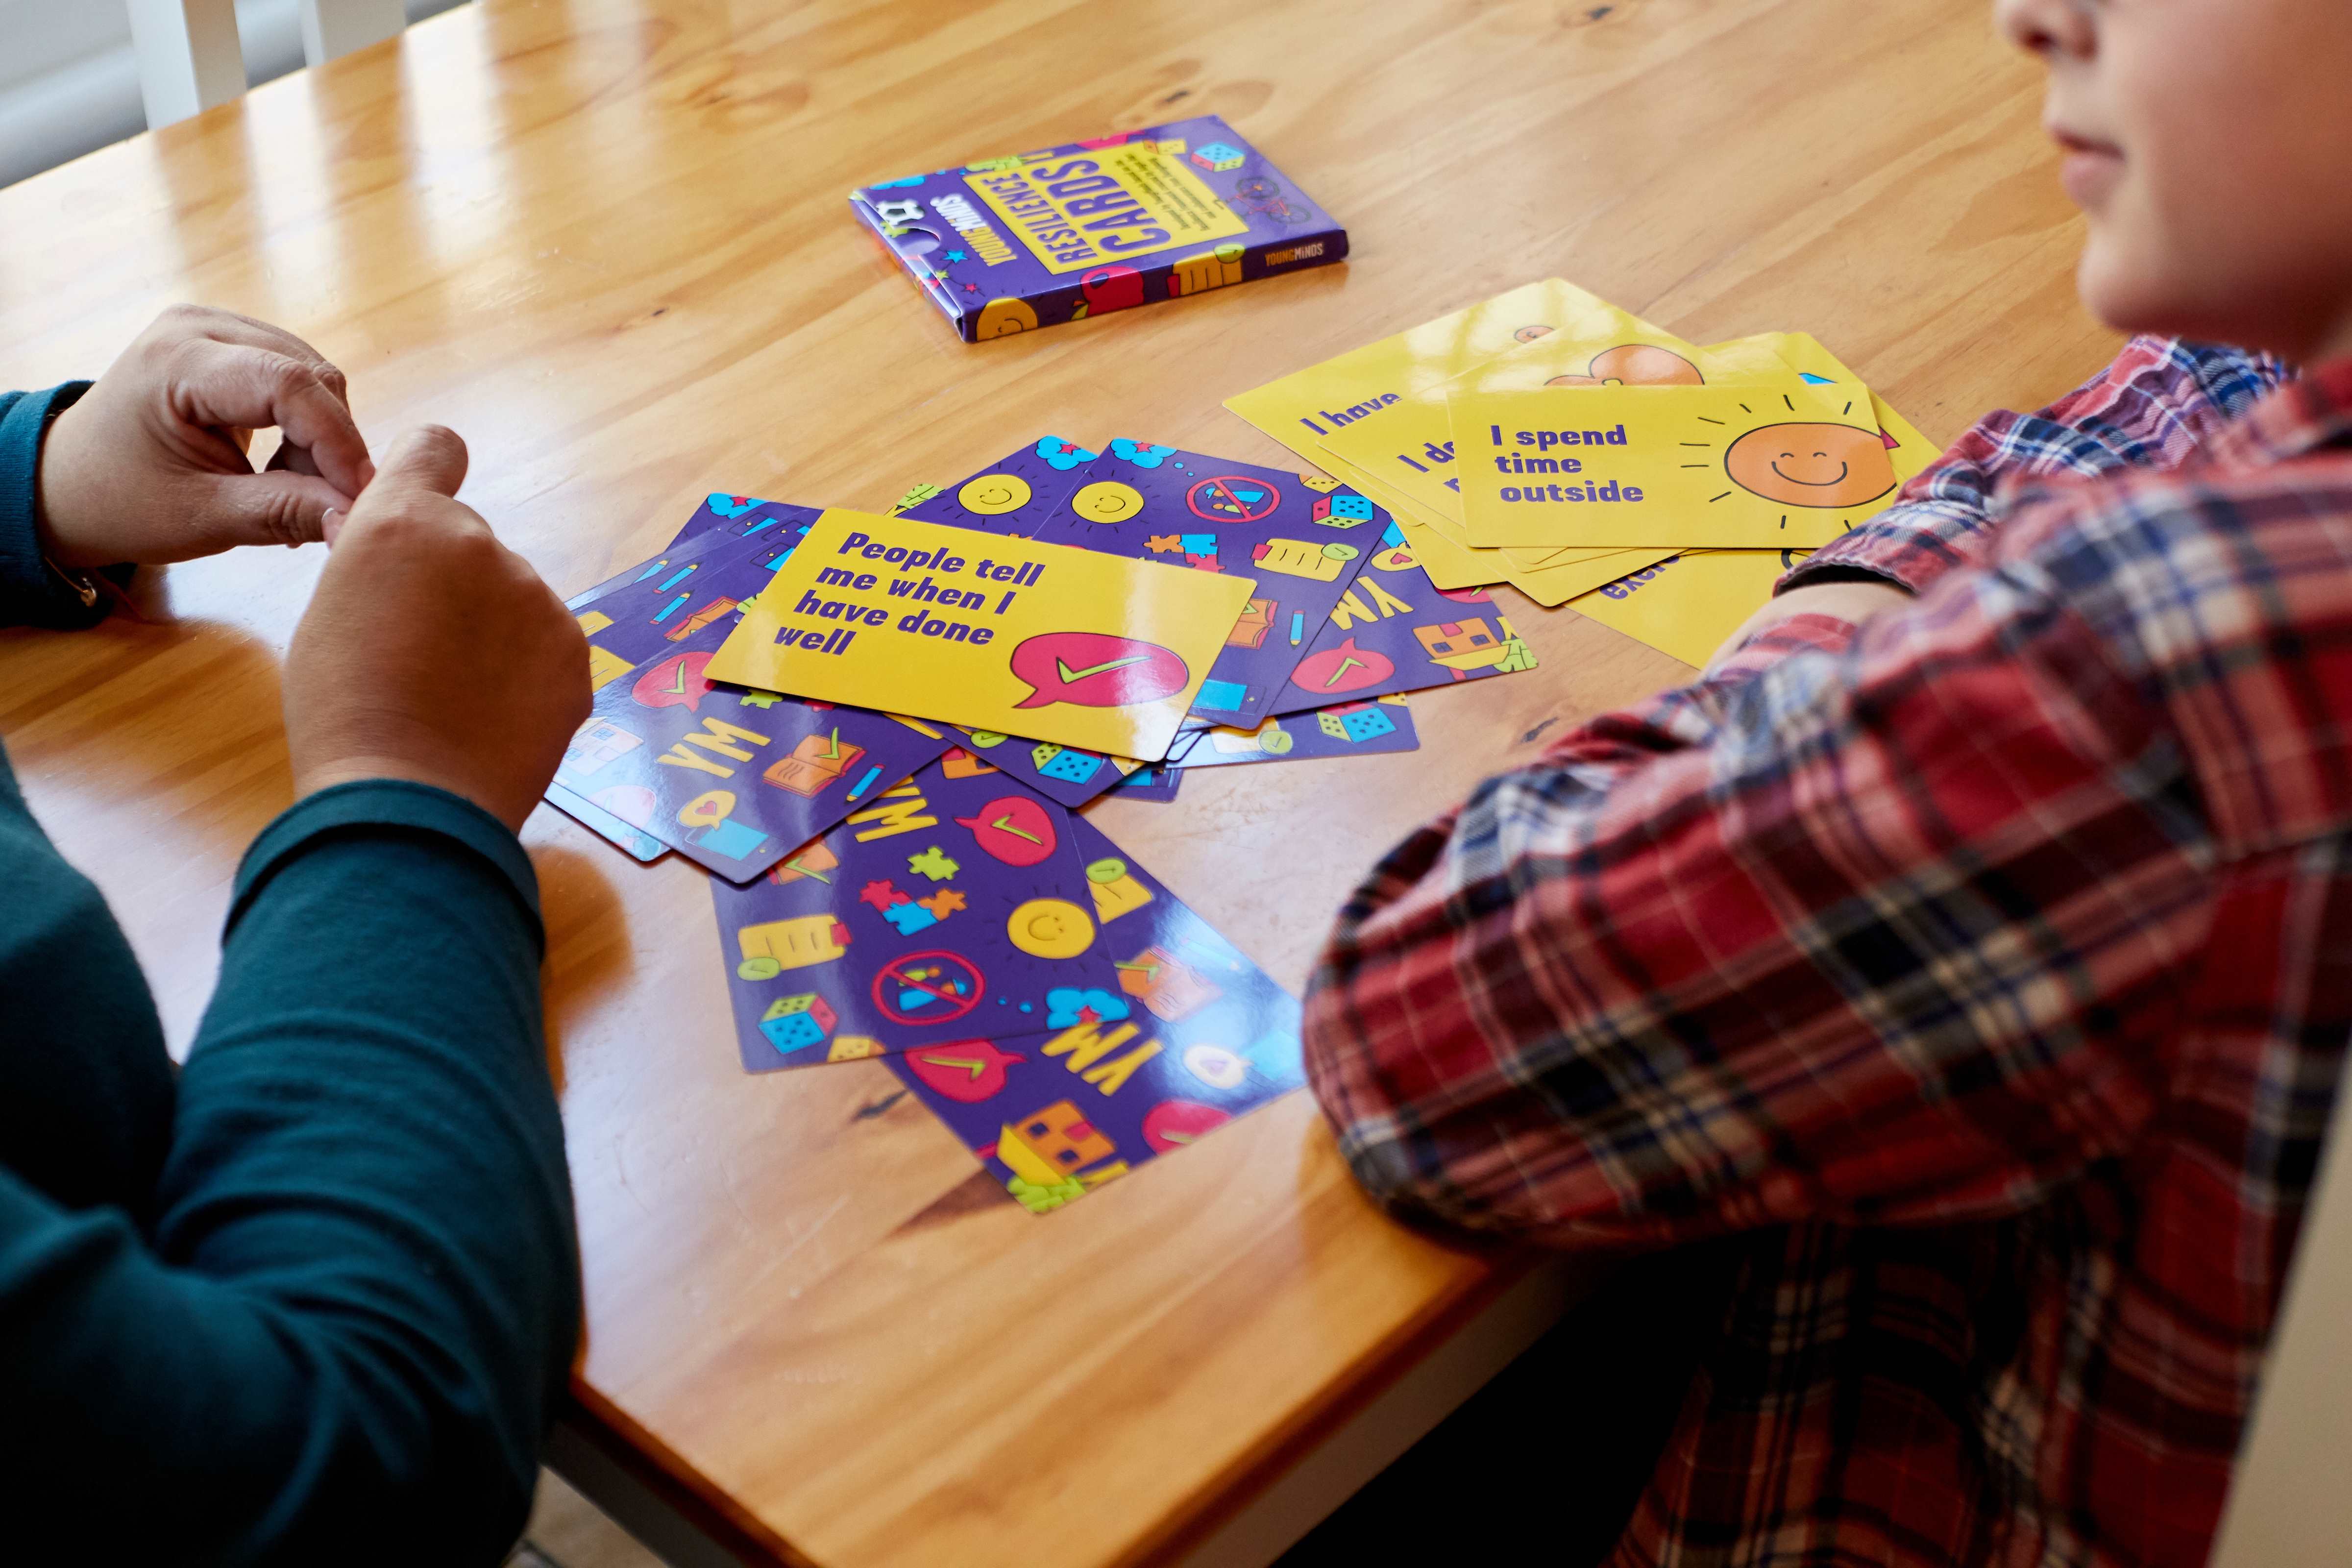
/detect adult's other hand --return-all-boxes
[284,426,587,832]
[36,304,373,567]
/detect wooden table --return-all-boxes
[0,3,2117,1564]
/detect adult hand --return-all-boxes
[36,304,373,567]
[284,426,588,833]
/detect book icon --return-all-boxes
[763,730,867,797]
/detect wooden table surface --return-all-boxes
[0,2,2116,1564]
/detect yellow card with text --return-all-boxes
[1450,384,1891,549]
[1316,320,1803,527]
[707,511,1257,761]
[1224,278,1612,466]
[1570,550,1812,669]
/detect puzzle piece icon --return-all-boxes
[859,879,908,913]
[907,845,960,882]
[881,903,939,936]
[1146,535,1186,554]
[916,888,966,918]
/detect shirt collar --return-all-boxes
[2207,355,2352,467]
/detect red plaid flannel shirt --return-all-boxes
[1302,338,2351,1566]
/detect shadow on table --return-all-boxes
[1276,1241,1741,1567]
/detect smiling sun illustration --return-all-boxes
[1723,420,1897,509]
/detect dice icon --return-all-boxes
[1190,142,1246,173]
[1318,703,1397,744]
[1310,492,1377,528]
[759,992,837,1056]
[1032,743,1104,784]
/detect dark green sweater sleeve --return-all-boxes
[0,782,579,1564]
[0,383,108,628]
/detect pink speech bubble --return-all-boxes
[1008,631,1190,711]
[631,650,714,711]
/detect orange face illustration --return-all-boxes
[1545,343,1704,389]
[1512,323,1555,343]
[1723,422,1899,509]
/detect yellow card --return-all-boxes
[1709,331,1944,484]
[707,511,1257,761]
[1224,278,1611,466]
[1316,315,1805,528]
[1507,548,1678,607]
[1570,549,1812,668]
[1450,384,1889,549]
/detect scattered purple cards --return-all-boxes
[553,621,956,883]
[900,438,1097,535]
[851,114,1348,344]
[1023,441,1383,725]
[1270,519,1539,713]
[713,757,1130,1072]
[1169,695,1418,769]
[883,816,1305,1214]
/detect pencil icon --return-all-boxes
[654,564,697,592]
[1289,611,1305,645]
[844,764,884,802]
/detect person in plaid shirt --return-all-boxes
[1300,1,2352,1563]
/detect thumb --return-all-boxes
[196,468,356,553]
[366,424,470,502]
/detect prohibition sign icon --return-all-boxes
[874,950,985,1025]
[1185,475,1281,524]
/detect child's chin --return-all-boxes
[2074,238,2191,339]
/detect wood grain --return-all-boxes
[0,2,2117,1564]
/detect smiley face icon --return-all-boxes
[1069,480,1144,524]
[1007,897,1096,959]
[958,472,1034,515]
[1723,422,1898,510]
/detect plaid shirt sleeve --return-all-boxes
[1301,497,2223,1248]
[1779,336,2293,596]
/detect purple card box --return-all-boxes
[852,115,1346,343]
[882,815,1304,1213]
[713,760,1130,1071]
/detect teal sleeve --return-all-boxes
[0,383,106,629]
[0,781,579,1565]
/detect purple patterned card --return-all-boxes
[1017,442,1381,726]
[713,759,1129,1071]
[569,527,808,680]
[852,114,1347,344]
[544,781,668,863]
[1104,759,1183,803]
[881,815,1305,1213]
[951,729,1138,809]
[898,438,1097,535]
[1268,518,1540,715]
[663,492,828,552]
[551,614,956,883]
[1167,695,1418,769]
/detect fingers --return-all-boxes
[194,469,356,555]
[165,337,374,502]
[364,425,471,501]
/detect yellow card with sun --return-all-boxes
[1224,277,1646,467]
[1314,323,1803,529]
[1449,384,1896,549]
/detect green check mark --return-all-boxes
[1056,654,1153,684]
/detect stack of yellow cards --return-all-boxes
[1226,280,1942,667]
